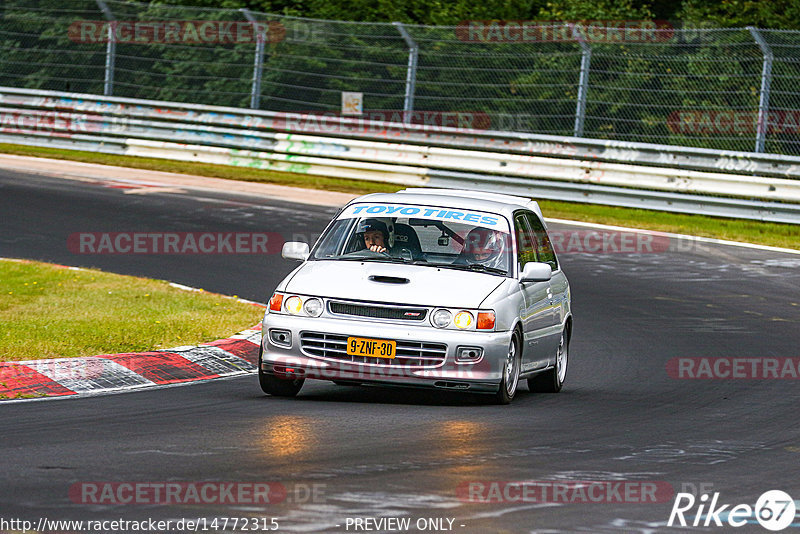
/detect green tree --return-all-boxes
[679,0,800,30]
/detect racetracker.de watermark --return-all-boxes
[68,20,285,44]
[548,229,697,254]
[267,356,491,382]
[457,480,674,503]
[668,110,800,135]
[68,232,283,255]
[66,230,697,256]
[271,110,491,133]
[69,482,325,505]
[0,110,127,135]
[455,20,675,43]
[667,357,800,380]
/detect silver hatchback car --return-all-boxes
[259,189,572,404]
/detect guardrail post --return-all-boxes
[393,22,418,124]
[572,24,591,138]
[95,0,115,96]
[241,9,265,109]
[748,27,773,154]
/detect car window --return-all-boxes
[524,212,558,271]
[313,218,356,257]
[514,213,537,272]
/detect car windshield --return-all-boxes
[310,202,513,276]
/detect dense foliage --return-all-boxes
[1,0,799,154]
[163,0,800,29]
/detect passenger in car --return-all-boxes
[456,228,509,271]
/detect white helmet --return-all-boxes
[462,228,508,270]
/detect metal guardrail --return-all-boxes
[1,86,799,224]
[6,2,800,156]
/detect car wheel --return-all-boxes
[494,331,521,405]
[258,344,304,397]
[528,326,569,393]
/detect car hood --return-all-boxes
[283,260,506,308]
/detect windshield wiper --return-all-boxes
[423,262,507,275]
[326,255,413,263]
[455,263,508,275]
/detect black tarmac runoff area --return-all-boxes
[1,168,800,533]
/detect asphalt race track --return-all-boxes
[2,169,800,533]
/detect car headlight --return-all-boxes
[431,309,453,328]
[303,297,323,317]
[267,292,326,317]
[429,308,495,330]
[454,311,473,329]
[284,296,303,315]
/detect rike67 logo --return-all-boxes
[668,490,796,531]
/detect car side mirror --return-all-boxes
[520,262,552,282]
[282,241,310,261]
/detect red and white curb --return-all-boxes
[1,257,266,402]
[0,325,263,402]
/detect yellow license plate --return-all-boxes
[347,337,396,359]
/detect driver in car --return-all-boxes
[358,219,389,253]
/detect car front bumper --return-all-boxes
[261,314,513,394]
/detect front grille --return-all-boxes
[300,332,446,367]
[329,301,427,322]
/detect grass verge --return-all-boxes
[538,201,799,250]
[0,258,263,361]
[0,143,798,250]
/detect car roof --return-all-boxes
[350,188,545,222]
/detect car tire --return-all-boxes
[528,325,569,393]
[494,331,521,405]
[258,344,304,397]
